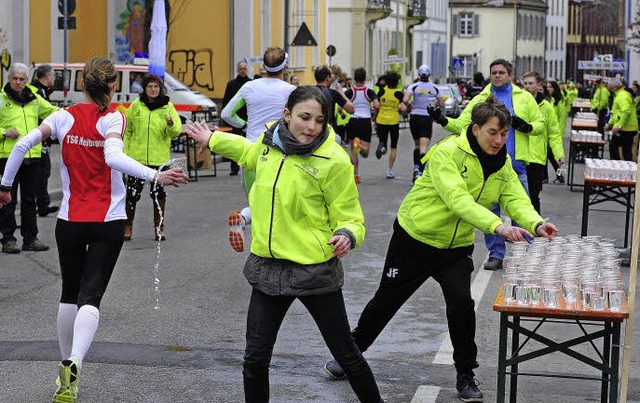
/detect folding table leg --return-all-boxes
[497,313,509,403]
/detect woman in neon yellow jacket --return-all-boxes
[123,74,182,241]
[185,86,383,403]
[322,96,558,402]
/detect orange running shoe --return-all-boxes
[228,210,245,252]
[354,175,361,184]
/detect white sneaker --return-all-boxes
[386,170,395,179]
[228,211,246,252]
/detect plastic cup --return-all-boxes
[608,290,624,311]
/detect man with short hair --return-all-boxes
[403,64,444,182]
[343,68,379,184]
[31,64,59,217]
[429,58,544,271]
[0,62,58,253]
[522,71,564,214]
[314,65,354,128]
[605,78,638,161]
[222,61,251,176]
[221,47,295,252]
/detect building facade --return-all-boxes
[411,0,448,83]
[448,0,546,80]
[544,0,567,81]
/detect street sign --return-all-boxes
[326,45,336,57]
[453,58,464,68]
[58,0,76,15]
[383,57,407,64]
[57,16,76,30]
[578,60,626,70]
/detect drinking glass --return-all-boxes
[608,290,624,311]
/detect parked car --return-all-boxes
[447,83,464,108]
[30,63,218,124]
[437,85,462,117]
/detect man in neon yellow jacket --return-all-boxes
[522,71,564,214]
[323,96,558,402]
[605,78,639,161]
[590,78,610,135]
[429,58,545,271]
[0,62,58,253]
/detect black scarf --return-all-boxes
[140,93,170,111]
[3,83,36,106]
[466,126,507,180]
[263,119,329,156]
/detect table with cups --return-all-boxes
[567,130,606,191]
[581,159,636,249]
[493,236,629,403]
[572,99,592,111]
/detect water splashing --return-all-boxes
[152,156,188,309]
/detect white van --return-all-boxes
[30,63,217,123]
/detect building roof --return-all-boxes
[449,0,547,10]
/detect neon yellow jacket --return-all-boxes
[398,132,543,249]
[608,88,639,132]
[442,84,545,164]
[529,99,564,165]
[552,98,570,137]
[590,84,610,111]
[0,85,58,158]
[124,98,182,166]
[208,124,365,265]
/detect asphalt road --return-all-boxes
[0,122,639,402]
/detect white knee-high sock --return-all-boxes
[240,207,251,225]
[57,303,78,360]
[70,305,100,367]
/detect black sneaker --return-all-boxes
[456,372,483,402]
[375,144,386,160]
[553,174,565,185]
[22,239,50,252]
[483,257,503,271]
[2,240,20,254]
[323,359,346,380]
[38,205,59,217]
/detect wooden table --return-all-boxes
[567,137,606,191]
[581,175,635,248]
[493,286,629,402]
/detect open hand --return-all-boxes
[183,121,212,147]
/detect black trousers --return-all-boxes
[526,163,546,214]
[55,219,125,309]
[351,219,478,374]
[596,109,607,135]
[609,131,637,161]
[36,150,52,210]
[125,165,167,203]
[243,288,381,403]
[0,158,40,245]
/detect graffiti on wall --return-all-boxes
[168,48,214,92]
[0,27,11,84]
[115,0,147,63]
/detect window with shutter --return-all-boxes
[472,14,479,36]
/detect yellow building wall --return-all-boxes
[29,0,51,63]
[167,0,230,99]
[69,0,108,61]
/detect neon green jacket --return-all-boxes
[608,88,639,132]
[124,98,182,166]
[442,84,545,164]
[398,132,543,249]
[552,98,570,137]
[529,99,564,165]
[208,124,365,265]
[0,85,58,158]
[590,85,610,111]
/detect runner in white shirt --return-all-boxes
[0,57,187,403]
[220,47,295,252]
[403,65,444,182]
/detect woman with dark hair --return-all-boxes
[0,57,188,402]
[123,73,182,241]
[185,86,383,403]
[545,80,569,183]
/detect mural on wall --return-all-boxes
[115,0,147,63]
[168,48,215,92]
[0,27,11,84]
